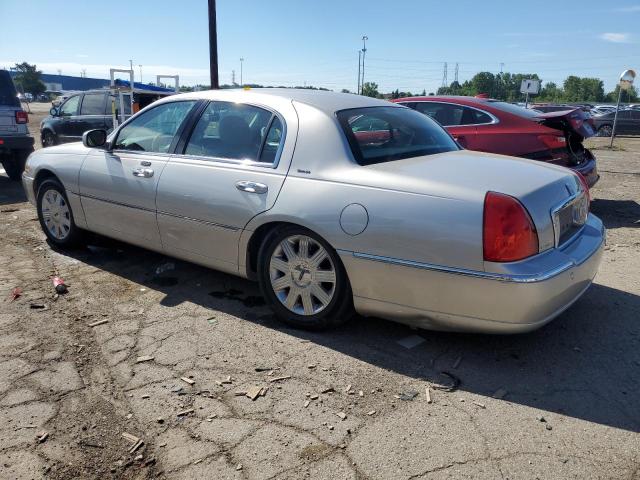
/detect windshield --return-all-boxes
[0,71,20,107]
[337,106,459,166]
[485,100,541,118]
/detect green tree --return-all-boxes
[361,82,380,98]
[538,82,563,102]
[605,85,639,103]
[563,76,604,102]
[13,62,46,96]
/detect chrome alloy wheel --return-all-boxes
[41,189,71,240]
[269,235,337,316]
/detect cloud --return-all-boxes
[615,5,640,11]
[599,32,632,43]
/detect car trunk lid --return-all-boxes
[533,108,596,139]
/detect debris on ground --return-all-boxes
[268,375,291,383]
[37,431,49,443]
[207,317,217,326]
[396,334,426,349]
[492,388,508,399]
[545,424,553,431]
[537,416,547,423]
[122,432,139,444]
[29,303,48,310]
[130,439,144,453]
[367,410,376,416]
[336,412,347,420]
[472,401,486,409]
[88,319,109,328]
[254,366,273,372]
[155,262,175,275]
[136,355,154,363]
[304,400,310,408]
[216,375,233,386]
[180,377,195,385]
[52,276,68,294]
[321,387,335,394]
[432,372,461,392]
[246,386,263,401]
[425,386,432,404]
[176,408,194,417]
[344,384,352,394]
[236,464,243,471]
[10,287,22,301]
[398,390,419,401]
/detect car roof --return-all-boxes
[170,88,399,115]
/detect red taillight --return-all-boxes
[483,192,539,262]
[537,134,566,150]
[15,111,28,124]
[575,172,591,202]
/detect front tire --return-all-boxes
[36,178,85,248]
[597,125,613,137]
[257,226,354,330]
[42,130,58,147]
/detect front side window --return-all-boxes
[337,106,459,166]
[80,93,107,115]
[185,101,282,163]
[113,101,197,153]
[60,95,80,116]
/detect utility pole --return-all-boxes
[208,0,219,89]
[360,35,368,92]
[500,62,504,74]
[454,63,459,83]
[129,59,134,81]
[357,50,362,94]
[138,65,143,83]
[232,70,236,85]
[441,62,448,88]
[240,58,244,86]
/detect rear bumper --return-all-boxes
[571,153,599,188]
[340,214,605,334]
[0,135,34,151]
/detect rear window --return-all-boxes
[0,71,19,107]
[337,106,459,166]
[485,100,540,118]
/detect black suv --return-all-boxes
[41,90,122,146]
[0,70,35,181]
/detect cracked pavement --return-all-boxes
[0,135,639,479]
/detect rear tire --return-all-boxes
[597,125,613,137]
[36,178,85,248]
[2,149,31,181]
[257,225,354,330]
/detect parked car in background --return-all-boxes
[592,109,640,136]
[0,69,34,180]
[41,90,119,147]
[22,89,604,333]
[591,105,617,116]
[393,96,599,187]
[529,104,575,113]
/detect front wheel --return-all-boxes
[36,178,85,247]
[257,226,354,330]
[42,130,58,147]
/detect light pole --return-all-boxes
[361,35,368,93]
[129,59,133,82]
[138,65,143,83]
[357,50,361,94]
[240,58,244,86]
[611,69,636,148]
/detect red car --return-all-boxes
[391,96,599,187]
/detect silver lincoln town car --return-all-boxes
[22,89,605,333]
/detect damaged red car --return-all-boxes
[393,96,599,187]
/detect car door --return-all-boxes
[412,101,478,148]
[156,99,296,274]
[76,92,108,136]
[55,94,82,142]
[79,100,198,250]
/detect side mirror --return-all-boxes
[49,107,58,116]
[83,129,108,148]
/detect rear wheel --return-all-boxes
[597,125,613,137]
[2,149,31,181]
[36,178,85,247]
[257,226,354,330]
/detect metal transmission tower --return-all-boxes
[500,62,505,74]
[441,62,448,88]
[454,63,459,83]
[231,70,236,85]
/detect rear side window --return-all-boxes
[80,93,107,115]
[414,102,463,126]
[185,101,283,163]
[0,71,19,107]
[461,107,493,125]
[337,106,459,166]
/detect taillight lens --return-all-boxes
[15,111,28,124]
[575,172,591,203]
[483,192,539,262]
[537,134,566,150]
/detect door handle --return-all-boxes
[132,167,154,178]
[236,181,268,194]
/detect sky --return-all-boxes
[1,0,639,94]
